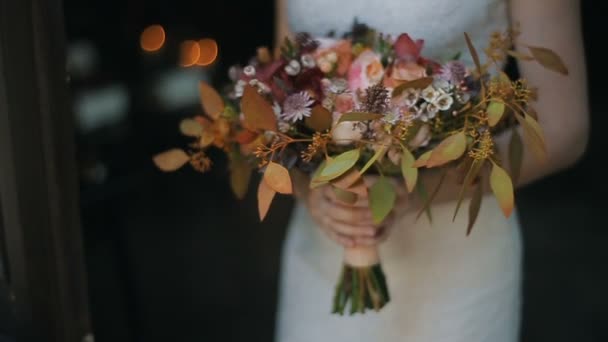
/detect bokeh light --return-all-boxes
[196,38,219,66]
[179,40,201,67]
[140,25,166,52]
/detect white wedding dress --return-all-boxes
[275,0,523,341]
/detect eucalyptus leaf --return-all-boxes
[487,101,505,127]
[338,112,384,123]
[319,149,361,181]
[467,182,483,236]
[509,129,523,185]
[369,177,397,225]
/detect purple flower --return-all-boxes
[439,61,467,84]
[281,92,315,122]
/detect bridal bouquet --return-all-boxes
[153,23,566,315]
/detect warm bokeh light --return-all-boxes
[196,38,219,66]
[140,25,166,52]
[179,40,201,67]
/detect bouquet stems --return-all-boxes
[332,246,390,315]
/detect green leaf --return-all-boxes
[412,150,433,168]
[467,182,483,236]
[179,118,203,137]
[369,176,397,225]
[305,105,333,132]
[310,159,329,188]
[416,169,447,221]
[507,50,534,61]
[338,112,384,123]
[359,147,386,175]
[391,77,434,98]
[400,148,417,193]
[319,149,361,181]
[490,161,514,218]
[332,186,358,205]
[487,101,505,127]
[527,46,568,75]
[452,159,484,221]
[427,132,467,168]
[509,129,523,185]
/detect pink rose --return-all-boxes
[314,39,352,76]
[394,34,424,62]
[334,93,355,113]
[348,50,384,92]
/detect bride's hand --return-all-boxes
[302,176,409,248]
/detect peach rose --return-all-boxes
[314,39,352,76]
[384,61,427,88]
[347,50,384,92]
[334,93,355,113]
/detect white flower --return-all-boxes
[248,79,258,86]
[432,78,451,92]
[301,54,316,69]
[426,102,439,118]
[322,97,334,111]
[278,121,291,133]
[285,60,302,76]
[400,88,420,106]
[234,80,246,97]
[243,65,256,77]
[434,94,454,111]
[421,85,440,103]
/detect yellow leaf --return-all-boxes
[452,158,484,221]
[527,46,568,75]
[263,162,293,194]
[490,161,514,218]
[257,179,276,221]
[332,186,358,205]
[426,132,467,167]
[412,150,432,168]
[337,112,384,123]
[400,148,417,193]
[319,149,360,181]
[305,105,333,132]
[487,101,505,127]
[153,149,190,172]
[507,50,534,61]
[199,81,225,120]
[179,118,204,137]
[241,85,278,132]
[516,114,547,162]
[392,77,434,98]
[229,157,251,200]
[199,129,215,148]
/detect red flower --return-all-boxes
[394,34,424,62]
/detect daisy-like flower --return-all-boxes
[426,102,439,118]
[281,92,315,122]
[434,94,454,111]
[439,61,467,84]
[421,85,440,103]
[243,65,256,77]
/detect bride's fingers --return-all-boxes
[355,225,392,246]
[326,218,376,237]
[322,186,370,208]
[319,217,355,247]
[324,203,374,225]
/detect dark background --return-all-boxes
[60,1,607,341]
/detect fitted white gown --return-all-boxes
[275,0,523,341]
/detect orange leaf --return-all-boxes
[426,132,467,167]
[527,46,568,75]
[305,105,333,132]
[263,162,293,194]
[199,81,225,120]
[516,114,546,162]
[235,129,259,144]
[199,130,215,148]
[241,85,278,132]
[179,118,203,137]
[153,149,190,172]
[229,157,251,200]
[331,168,362,190]
[257,179,276,221]
[412,150,432,168]
[464,32,482,75]
[490,161,514,218]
